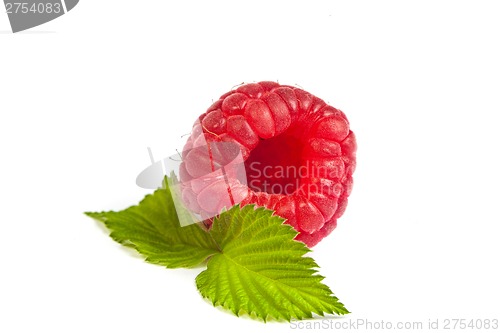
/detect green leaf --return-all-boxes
[86,177,348,321]
[196,205,349,321]
[85,180,219,268]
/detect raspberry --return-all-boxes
[180,81,356,247]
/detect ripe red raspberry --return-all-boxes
[179,81,356,247]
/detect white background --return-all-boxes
[1,1,500,332]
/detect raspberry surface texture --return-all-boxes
[180,81,357,247]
